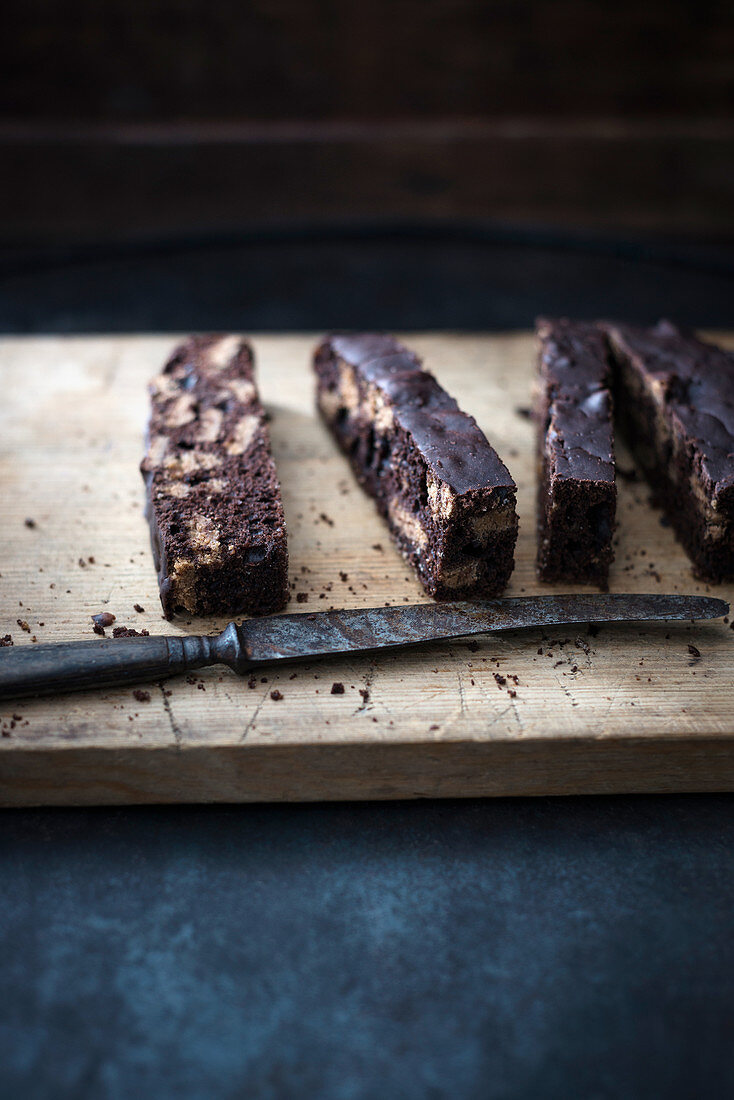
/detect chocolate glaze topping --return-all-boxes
[537,318,614,483]
[330,333,515,496]
[602,320,734,498]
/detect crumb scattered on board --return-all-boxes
[92,612,116,636]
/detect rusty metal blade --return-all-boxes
[1,593,726,701]
[239,593,728,664]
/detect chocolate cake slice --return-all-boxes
[141,334,288,617]
[314,333,518,598]
[535,318,616,586]
[602,320,734,581]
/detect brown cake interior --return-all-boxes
[142,335,289,617]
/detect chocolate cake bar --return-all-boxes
[141,335,288,617]
[535,318,616,586]
[314,333,518,598]
[602,320,734,581]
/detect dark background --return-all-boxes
[3,3,734,1097]
[5,0,734,245]
[2,0,734,332]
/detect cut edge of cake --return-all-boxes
[141,334,289,618]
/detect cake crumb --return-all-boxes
[331,682,345,695]
[133,603,145,613]
[24,517,36,528]
[270,689,283,701]
[493,672,506,688]
[132,689,151,703]
[92,612,116,632]
[112,626,150,638]
[17,619,30,633]
[296,592,309,603]
[0,635,13,647]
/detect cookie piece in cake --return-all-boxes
[602,319,734,581]
[141,334,288,617]
[535,317,616,586]
[314,333,518,598]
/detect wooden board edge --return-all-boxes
[3,736,734,806]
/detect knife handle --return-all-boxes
[0,634,215,701]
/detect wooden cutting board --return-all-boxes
[2,333,734,807]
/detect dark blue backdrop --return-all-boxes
[4,797,734,1099]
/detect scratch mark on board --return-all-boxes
[241,687,270,742]
[158,682,182,748]
[456,669,466,716]
[353,660,377,715]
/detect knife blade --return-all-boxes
[0,593,727,701]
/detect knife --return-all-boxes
[0,593,727,702]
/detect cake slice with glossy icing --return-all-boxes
[314,333,518,599]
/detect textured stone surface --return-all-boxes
[2,796,734,1099]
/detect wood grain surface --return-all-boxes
[1,333,733,806]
